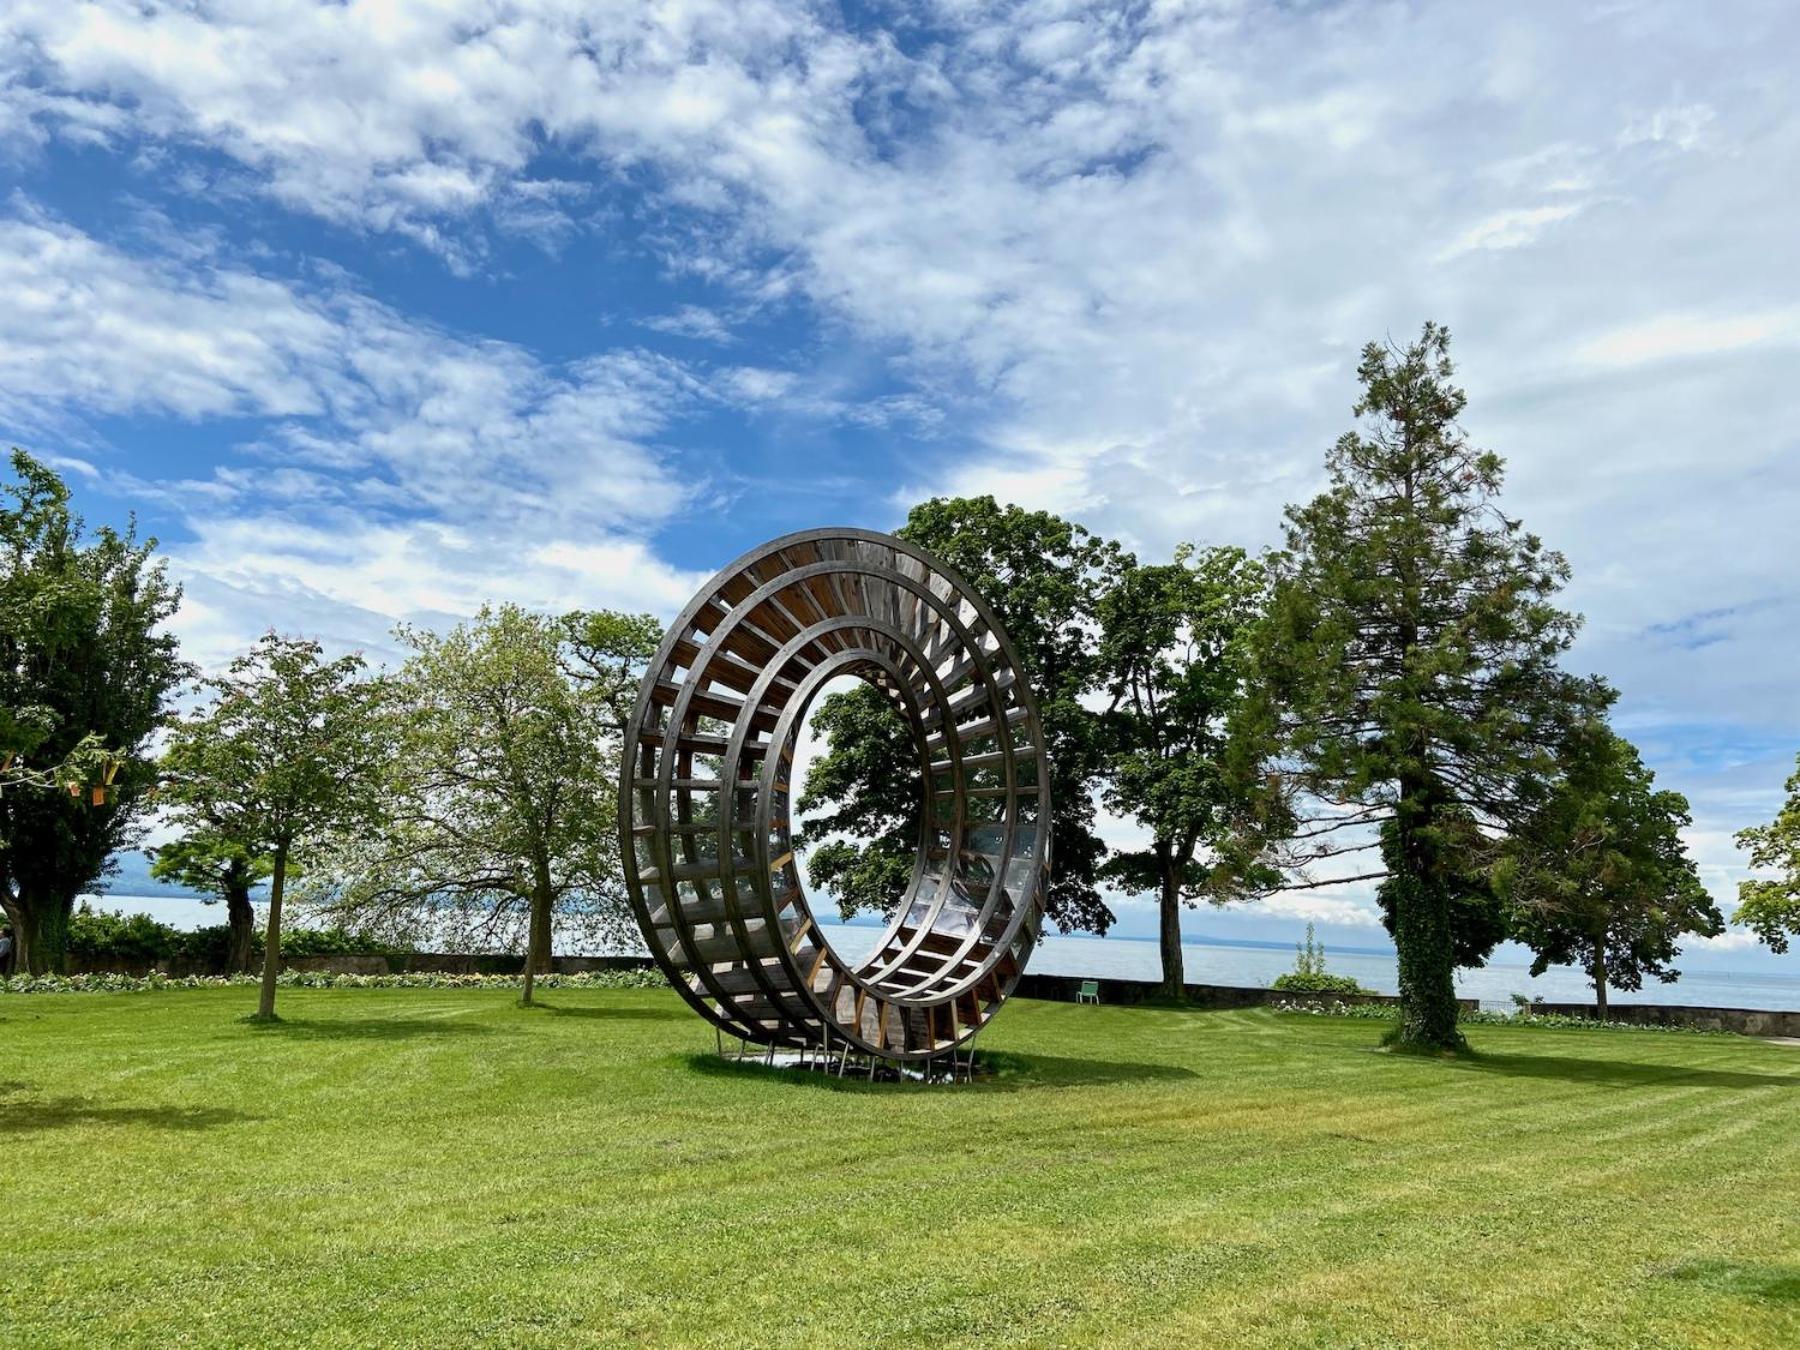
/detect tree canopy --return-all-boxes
[0,450,187,973]
[148,832,274,974]
[1499,714,1721,1012]
[158,632,389,1018]
[1096,544,1279,993]
[798,496,1127,934]
[1736,752,1800,954]
[307,605,640,1005]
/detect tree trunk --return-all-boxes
[1387,782,1464,1052]
[1591,938,1609,1018]
[224,868,256,974]
[254,841,289,1020]
[1157,843,1184,999]
[9,888,74,975]
[521,881,554,1007]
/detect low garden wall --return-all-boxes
[66,951,661,978]
[1526,1000,1800,1039]
[1015,972,1479,1013]
[57,950,1799,1037]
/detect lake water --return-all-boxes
[88,895,1800,1014]
[814,924,1800,1014]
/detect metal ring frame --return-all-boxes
[618,528,1051,1061]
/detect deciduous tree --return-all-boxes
[798,497,1127,934]
[310,605,637,1006]
[1499,715,1721,1014]
[1096,545,1280,995]
[1736,751,1800,954]
[0,450,186,973]
[147,832,272,973]
[158,633,387,1018]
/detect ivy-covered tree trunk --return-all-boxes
[255,842,289,1020]
[1385,868,1461,1050]
[1387,775,1464,1052]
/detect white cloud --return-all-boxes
[0,0,861,255]
[1249,895,1386,930]
[642,305,735,343]
[0,205,707,665]
[1435,203,1586,261]
[1681,924,1768,956]
[1574,309,1800,369]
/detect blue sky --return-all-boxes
[3,1,1797,970]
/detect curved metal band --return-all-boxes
[617,528,1050,1060]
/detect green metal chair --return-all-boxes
[1076,979,1100,1005]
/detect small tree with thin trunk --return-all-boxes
[308,605,635,1006]
[1096,545,1281,996]
[158,633,387,1020]
[1499,713,1721,1015]
[1736,751,1800,954]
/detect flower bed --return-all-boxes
[1,967,668,995]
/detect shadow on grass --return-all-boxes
[1660,1258,1800,1302]
[683,1049,1196,1093]
[1445,1052,1799,1091]
[525,1002,691,1022]
[0,1082,256,1135]
[240,1016,494,1040]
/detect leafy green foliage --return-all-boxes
[1736,751,1800,953]
[1499,717,1721,1009]
[147,833,273,972]
[1272,922,1367,993]
[0,450,188,972]
[1097,544,1280,990]
[63,904,409,969]
[796,683,919,919]
[66,904,186,967]
[558,608,663,732]
[1270,922,1370,993]
[1373,806,1509,969]
[1251,323,1588,1050]
[158,632,390,1017]
[798,496,1127,932]
[306,605,641,1004]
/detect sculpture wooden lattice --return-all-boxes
[619,528,1050,1062]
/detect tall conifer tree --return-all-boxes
[1253,324,1586,1051]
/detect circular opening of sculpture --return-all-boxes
[619,529,1052,1062]
[786,671,921,962]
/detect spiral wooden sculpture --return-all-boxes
[619,528,1050,1062]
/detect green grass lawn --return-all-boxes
[2,988,1797,1347]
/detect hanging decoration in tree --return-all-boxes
[619,528,1051,1063]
